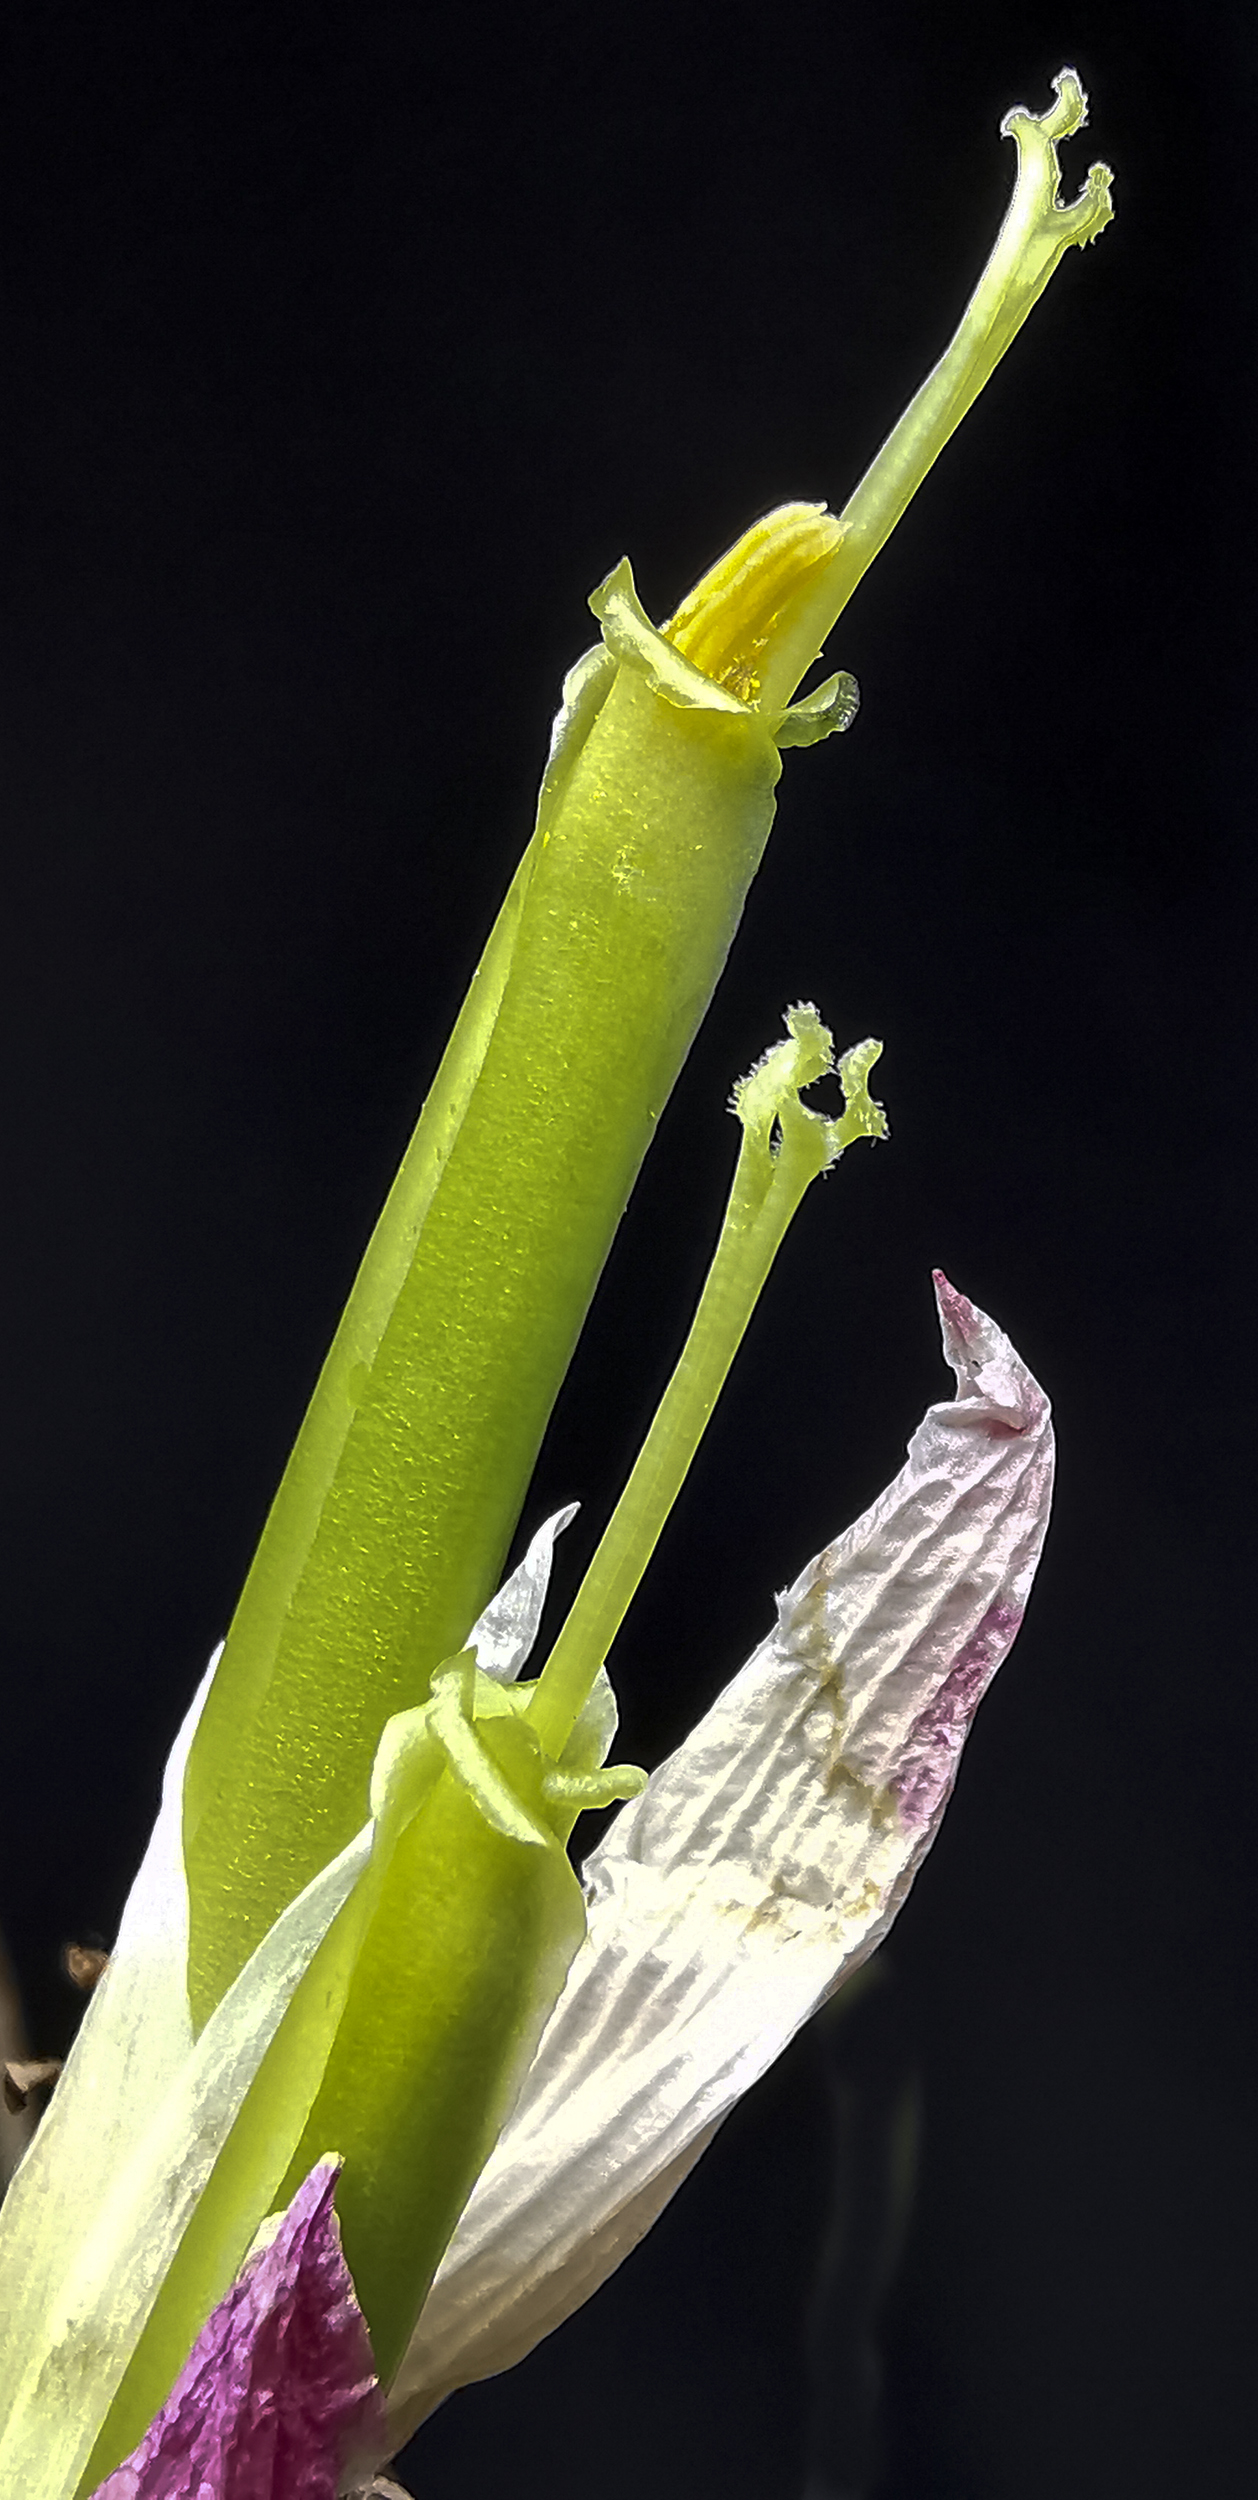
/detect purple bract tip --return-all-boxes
[91,2160,384,2500]
[932,1269,1045,1433]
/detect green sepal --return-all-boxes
[774,669,861,748]
[532,642,618,837]
[482,1665,648,1844]
[590,558,751,717]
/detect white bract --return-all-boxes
[385,1272,1053,2452]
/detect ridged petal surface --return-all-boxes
[384,1276,1053,2446]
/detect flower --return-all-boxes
[0,65,1097,2499]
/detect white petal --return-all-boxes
[0,1650,217,2358]
[0,1655,375,2500]
[466,1505,579,1683]
[384,1275,1053,2441]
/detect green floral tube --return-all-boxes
[182,531,850,2024]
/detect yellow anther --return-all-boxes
[663,501,844,707]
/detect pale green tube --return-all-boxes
[184,601,795,2021]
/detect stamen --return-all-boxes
[663,502,844,703]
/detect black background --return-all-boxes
[1,4,1253,2496]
